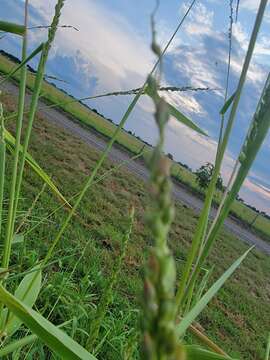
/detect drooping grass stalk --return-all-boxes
[184,72,270,307]
[5,85,212,125]
[0,103,5,239]
[12,0,65,231]
[187,322,228,356]
[86,208,134,352]
[38,0,197,270]
[175,0,268,312]
[1,0,29,270]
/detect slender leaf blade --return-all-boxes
[5,265,41,336]
[183,345,237,359]
[167,101,207,136]
[176,247,252,337]
[220,92,236,115]
[145,86,207,136]
[0,21,25,36]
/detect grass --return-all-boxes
[1,52,269,242]
[1,91,270,359]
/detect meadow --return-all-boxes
[0,1,270,359]
[1,91,270,359]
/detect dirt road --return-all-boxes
[3,80,270,255]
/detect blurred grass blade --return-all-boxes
[220,92,236,115]
[0,43,44,85]
[145,85,207,135]
[12,233,24,246]
[0,334,37,357]
[0,104,5,237]
[0,20,25,36]
[183,345,237,359]
[187,323,229,356]
[4,128,71,208]
[175,0,268,312]
[176,247,252,338]
[2,265,41,336]
[0,284,97,360]
[167,101,207,136]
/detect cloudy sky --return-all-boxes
[1,0,270,214]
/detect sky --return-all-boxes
[1,0,270,214]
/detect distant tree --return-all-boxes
[195,162,224,191]
[168,153,174,161]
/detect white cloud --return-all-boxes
[181,1,214,36]
[29,0,154,91]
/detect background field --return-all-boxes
[1,51,270,243]
[1,91,269,359]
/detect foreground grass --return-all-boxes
[2,92,269,359]
[1,52,269,243]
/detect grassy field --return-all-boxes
[1,51,270,243]
[1,91,269,359]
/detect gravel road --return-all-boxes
[2,80,270,255]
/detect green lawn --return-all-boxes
[1,52,270,242]
[1,91,269,359]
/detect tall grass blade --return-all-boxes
[265,333,270,360]
[0,103,5,239]
[13,0,65,232]
[219,92,236,115]
[0,21,25,36]
[192,72,270,285]
[2,0,29,270]
[176,247,252,338]
[175,0,268,311]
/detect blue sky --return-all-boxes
[1,0,270,214]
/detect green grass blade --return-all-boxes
[265,333,270,360]
[194,72,270,282]
[2,0,29,270]
[13,0,65,234]
[145,85,207,135]
[219,92,236,115]
[1,265,41,336]
[0,104,5,238]
[183,345,237,359]
[0,21,25,36]
[175,0,268,312]
[176,247,252,338]
[0,43,44,86]
[0,285,97,360]
[4,128,71,208]
[167,101,207,135]
[0,334,37,356]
